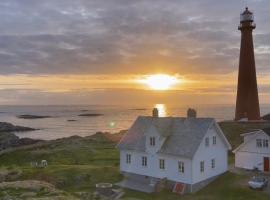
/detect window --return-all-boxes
[178,161,185,173]
[213,136,217,145]
[211,159,215,169]
[205,137,209,147]
[126,154,131,164]
[256,139,262,148]
[200,161,204,173]
[159,159,165,170]
[263,139,269,148]
[150,137,156,146]
[142,156,147,167]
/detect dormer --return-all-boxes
[145,125,166,154]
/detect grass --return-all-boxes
[0,122,270,199]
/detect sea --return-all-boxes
[0,104,270,140]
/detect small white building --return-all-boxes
[116,109,231,193]
[233,129,270,172]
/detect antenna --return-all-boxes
[244,0,248,8]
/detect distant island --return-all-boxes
[78,113,104,117]
[17,115,52,119]
[131,108,147,111]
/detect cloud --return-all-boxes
[0,0,269,76]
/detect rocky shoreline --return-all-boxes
[0,122,37,132]
[0,122,41,151]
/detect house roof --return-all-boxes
[117,116,230,158]
[233,129,270,153]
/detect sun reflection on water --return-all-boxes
[154,104,167,117]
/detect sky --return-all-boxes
[0,0,270,105]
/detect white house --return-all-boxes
[116,109,231,193]
[233,128,270,172]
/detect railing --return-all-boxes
[238,22,256,30]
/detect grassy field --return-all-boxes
[0,122,269,199]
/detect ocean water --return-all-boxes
[0,104,270,140]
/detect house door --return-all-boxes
[264,157,270,172]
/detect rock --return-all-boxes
[17,115,52,119]
[262,113,270,121]
[0,122,36,132]
[131,108,147,111]
[20,192,36,198]
[0,132,42,151]
[67,119,77,122]
[78,113,103,117]
[0,122,40,150]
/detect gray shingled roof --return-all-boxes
[117,116,217,158]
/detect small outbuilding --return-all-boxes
[116,108,231,194]
[233,128,270,172]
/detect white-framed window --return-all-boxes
[142,156,147,167]
[178,161,184,173]
[213,136,217,145]
[126,154,131,164]
[263,139,269,148]
[205,137,209,147]
[200,161,204,173]
[211,159,215,169]
[256,139,262,148]
[150,137,156,146]
[159,159,165,170]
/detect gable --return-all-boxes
[192,121,231,158]
[211,122,232,150]
[233,130,270,153]
[145,125,166,154]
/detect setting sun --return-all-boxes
[138,74,180,90]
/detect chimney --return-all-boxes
[152,108,159,117]
[187,108,197,118]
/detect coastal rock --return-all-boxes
[0,122,36,132]
[17,115,52,119]
[0,132,42,150]
[67,119,77,122]
[262,113,270,121]
[0,122,41,150]
[131,108,147,111]
[78,113,103,117]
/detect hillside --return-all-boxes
[0,122,269,199]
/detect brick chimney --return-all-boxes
[187,108,197,118]
[152,108,159,117]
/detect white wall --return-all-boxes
[235,132,270,171]
[192,123,228,184]
[235,151,267,170]
[120,150,192,184]
[240,132,270,155]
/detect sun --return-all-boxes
[138,74,180,90]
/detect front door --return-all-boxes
[264,157,270,172]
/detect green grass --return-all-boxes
[0,123,270,199]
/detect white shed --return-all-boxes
[116,109,231,193]
[233,128,270,172]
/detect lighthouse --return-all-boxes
[235,7,260,121]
